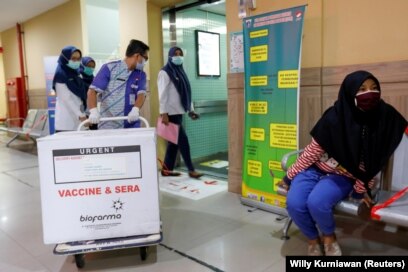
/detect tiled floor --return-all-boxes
[1,132,408,272]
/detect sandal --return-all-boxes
[189,171,203,179]
[161,170,181,177]
[158,158,181,177]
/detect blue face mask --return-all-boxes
[171,56,184,66]
[83,66,95,76]
[67,60,81,70]
[136,59,146,70]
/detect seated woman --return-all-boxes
[284,70,407,256]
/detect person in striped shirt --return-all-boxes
[284,70,407,256]
[87,39,149,129]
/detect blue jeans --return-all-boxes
[286,167,353,240]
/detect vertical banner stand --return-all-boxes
[240,6,307,215]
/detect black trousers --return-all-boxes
[163,114,195,172]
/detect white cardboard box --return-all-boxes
[37,128,160,244]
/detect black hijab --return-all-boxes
[52,46,87,109]
[162,47,192,111]
[311,70,407,184]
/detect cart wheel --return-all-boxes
[74,254,85,268]
[140,246,147,261]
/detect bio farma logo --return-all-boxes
[79,199,124,223]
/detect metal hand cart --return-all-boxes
[44,117,162,268]
[54,232,162,268]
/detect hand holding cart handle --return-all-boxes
[77,116,150,131]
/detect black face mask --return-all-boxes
[355,91,380,111]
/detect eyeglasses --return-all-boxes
[140,53,148,61]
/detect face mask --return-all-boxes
[171,56,184,65]
[67,60,80,70]
[354,90,380,111]
[83,66,94,76]
[136,59,146,70]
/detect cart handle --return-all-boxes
[77,116,149,131]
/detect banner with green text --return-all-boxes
[241,6,306,212]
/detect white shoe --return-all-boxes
[324,241,342,256]
[308,243,323,256]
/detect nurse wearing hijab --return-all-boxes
[53,45,87,132]
[158,46,203,179]
[80,56,96,90]
[80,56,97,130]
[283,70,407,256]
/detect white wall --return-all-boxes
[85,0,120,63]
